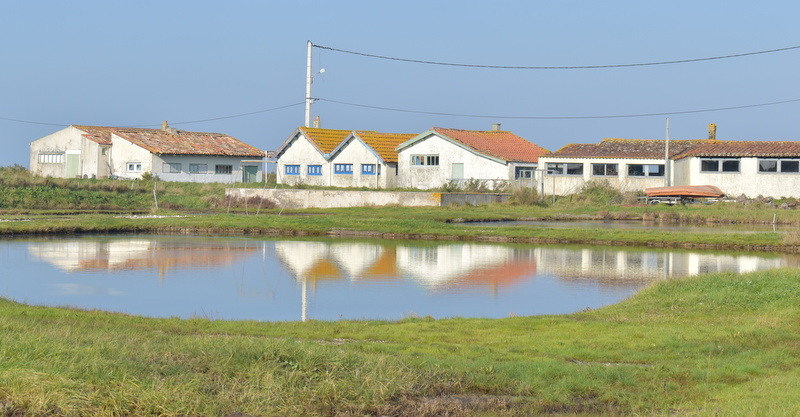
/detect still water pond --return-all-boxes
[1,236,796,322]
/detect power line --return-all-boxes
[0,102,304,129]
[316,97,800,120]
[313,44,800,70]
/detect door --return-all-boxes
[66,153,80,178]
[243,165,258,183]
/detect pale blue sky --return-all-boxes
[2,0,799,167]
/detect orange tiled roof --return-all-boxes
[549,138,708,159]
[298,127,356,154]
[431,127,549,163]
[353,131,416,163]
[74,125,263,157]
[673,140,800,159]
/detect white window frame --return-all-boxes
[627,164,664,177]
[700,158,740,173]
[592,163,618,177]
[38,153,64,164]
[758,158,800,174]
[127,162,142,172]
[547,162,583,176]
[411,155,439,166]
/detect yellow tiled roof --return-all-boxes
[299,127,356,154]
[353,131,416,163]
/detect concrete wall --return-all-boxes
[226,188,509,209]
[276,135,329,186]
[538,156,670,195]
[397,134,510,189]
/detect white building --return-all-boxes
[395,126,550,190]
[29,124,265,183]
[273,127,414,188]
[540,125,800,199]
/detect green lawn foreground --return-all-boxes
[1,267,799,416]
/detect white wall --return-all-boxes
[686,157,800,198]
[275,136,329,186]
[109,134,152,179]
[397,135,509,189]
[538,157,670,195]
[150,154,258,183]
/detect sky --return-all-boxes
[2,1,799,168]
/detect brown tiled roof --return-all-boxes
[674,140,800,159]
[432,127,550,163]
[549,138,708,159]
[353,131,416,163]
[74,125,263,157]
[299,127,357,154]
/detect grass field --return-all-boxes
[1,267,799,416]
[3,167,800,415]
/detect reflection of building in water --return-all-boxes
[535,247,787,281]
[28,238,257,278]
[396,245,537,290]
[275,241,537,291]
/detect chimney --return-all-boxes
[162,120,178,135]
[491,123,501,131]
[708,123,717,140]
[313,115,321,128]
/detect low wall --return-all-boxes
[225,188,509,209]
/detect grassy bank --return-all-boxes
[2,267,799,416]
[1,206,797,253]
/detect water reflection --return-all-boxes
[1,236,794,321]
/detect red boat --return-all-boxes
[644,185,725,198]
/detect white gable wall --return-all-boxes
[276,135,329,186]
[397,135,509,189]
[29,126,107,178]
[330,138,394,188]
[109,134,152,179]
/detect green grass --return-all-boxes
[2,268,800,415]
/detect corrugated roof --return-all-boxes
[298,127,357,154]
[73,125,263,157]
[432,127,550,163]
[549,138,708,159]
[352,131,416,163]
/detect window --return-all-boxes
[307,165,322,176]
[163,163,181,173]
[759,158,800,173]
[189,163,207,174]
[38,153,64,164]
[334,164,353,174]
[284,165,300,175]
[627,164,664,177]
[361,164,376,175]
[215,165,233,174]
[700,158,740,173]
[411,155,439,166]
[127,162,142,172]
[515,167,534,179]
[592,163,618,176]
[546,162,583,175]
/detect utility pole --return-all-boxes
[664,118,671,186]
[305,41,313,127]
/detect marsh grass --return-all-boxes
[2,268,800,415]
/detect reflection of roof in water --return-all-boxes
[431,257,538,292]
